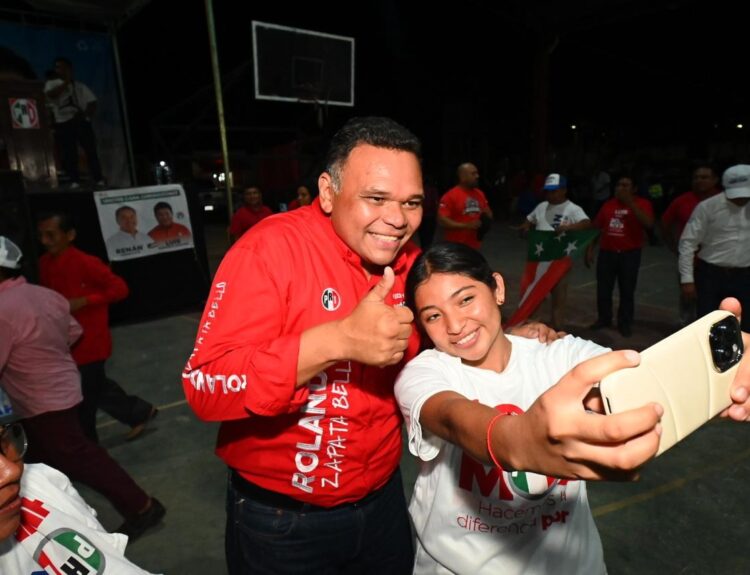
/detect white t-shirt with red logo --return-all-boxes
[0,464,156,575]
[395,335,608,574]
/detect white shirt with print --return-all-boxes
[527,200,589,231]
[44,79,97,124]
[0,464,158,574]
[395,335,608,575]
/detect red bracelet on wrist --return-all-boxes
[486,412,508,469]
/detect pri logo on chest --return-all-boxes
[321,288,341,311]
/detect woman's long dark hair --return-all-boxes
[405,242,496,315]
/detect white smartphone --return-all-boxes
[599,310,744,456]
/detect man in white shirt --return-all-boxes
[520,173,592,329]
[679,164,750,330]
[106,206,154,258]
[44,57,104,189]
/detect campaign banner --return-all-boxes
[94,185,194,261]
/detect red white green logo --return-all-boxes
[33,528,106,574]
[321,288,341,311]
[507,470,559,500]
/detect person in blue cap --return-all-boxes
[519,173,592,329]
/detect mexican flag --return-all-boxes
[505,228,598,327]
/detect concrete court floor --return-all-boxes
[76,219,750,575]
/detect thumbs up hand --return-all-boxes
[339,267,414,367]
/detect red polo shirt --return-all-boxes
[39,246,128,365]
[182,201,421,506]
[661,189,719,240]
[229,205,273,238]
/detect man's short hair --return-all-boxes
[615,173,637,187]
[457,163,475,177]
[115,205,136,220]
[324,117,422,191]
[153,201,173,214]
[54,56,72,69]
[691,161,717,177]
[37,211,75,232]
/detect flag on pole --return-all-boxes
[505,228,598,327]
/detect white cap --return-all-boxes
[722,164,750,199]
[0,236,22,269]
[543,173,567,191]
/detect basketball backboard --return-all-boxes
[252,21,355,107]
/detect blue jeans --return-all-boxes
[225,468,414,574]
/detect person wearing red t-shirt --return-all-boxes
[660,164,720,325]
[586,175,654,337]
[181,118,679,574]
[661,164,720,251]
[288,184,314,210]
[438,162,493,249]
[37,213,157,443]
[228,185,272,242]
[147,201,192,245]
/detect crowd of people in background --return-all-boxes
[214,152,749,343]
[1,111,750,574]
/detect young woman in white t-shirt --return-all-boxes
[394,242,664,574]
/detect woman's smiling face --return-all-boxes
[415,271,506,370]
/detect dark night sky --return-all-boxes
[115,0,748,176]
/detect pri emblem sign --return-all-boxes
[33,528,106,574]
[9,97,40,129]
[321,288,341,311]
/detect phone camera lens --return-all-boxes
[709,316,744,373]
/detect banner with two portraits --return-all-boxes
[94,185,194,261]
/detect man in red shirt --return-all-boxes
[184,118,423,573]
[586,174,654,337]
[288,184,314,210]
[438,162,493,249]
[37,213,157,443]
[228,185,272,242]
[660,163,720,325]
[181,118,694,574]
[147,201,192,245]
